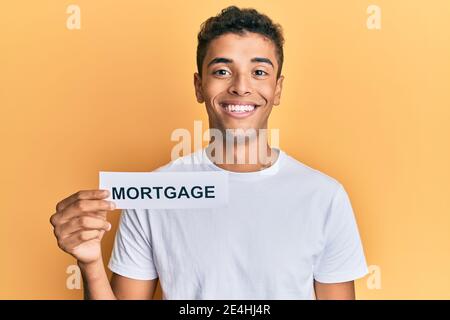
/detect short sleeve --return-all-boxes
[313,184,368,283]
[108,209,158,280]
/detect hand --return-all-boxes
[50,190,116,265]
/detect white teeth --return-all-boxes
[223,104,256,113]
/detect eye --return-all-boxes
[213,69,231,77]
[254,69,269,76]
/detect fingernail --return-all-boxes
[107,223,112,231]
[109,201,116,210]
[103,190,110,196]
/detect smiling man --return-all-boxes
[50,6,368,300]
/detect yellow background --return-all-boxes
[1,0,449,299]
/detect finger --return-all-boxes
[60,216,111,237]
[56,189,110,212]
[60,230,102,252]
[60,199,116,222]
[50,212,59,226]
[51,210,107,231]
[85,211,108,220]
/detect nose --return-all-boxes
[228,74,252,96]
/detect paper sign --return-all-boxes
[99,171,229,209]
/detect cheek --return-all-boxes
[257,82,277,103]
[203,79,227,101]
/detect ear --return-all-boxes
[273,75,284,106]
[194,72,205,103]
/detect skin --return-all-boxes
[50,31,355,300]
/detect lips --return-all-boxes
[219,100,261,119]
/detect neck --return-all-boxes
[206,135,278,173]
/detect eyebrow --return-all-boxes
[206,57,274,69]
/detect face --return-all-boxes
[194,32,284,134]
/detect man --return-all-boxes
[50,6,368,300]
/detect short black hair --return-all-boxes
[197,6,285,79]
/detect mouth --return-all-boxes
[219,101,261,119]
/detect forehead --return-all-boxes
[205,32,278,65]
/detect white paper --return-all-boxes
[99,171,229,209]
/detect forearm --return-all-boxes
[78,259,117,300]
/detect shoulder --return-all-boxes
[280,150,342,197]
[152,149,206,173]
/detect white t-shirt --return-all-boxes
[108,147,368,299]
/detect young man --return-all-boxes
[50,6,368,300]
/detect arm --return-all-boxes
[313,184,368,300]
[78,259,158,300]
[313,280,355,300]
[110,273,158,300]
